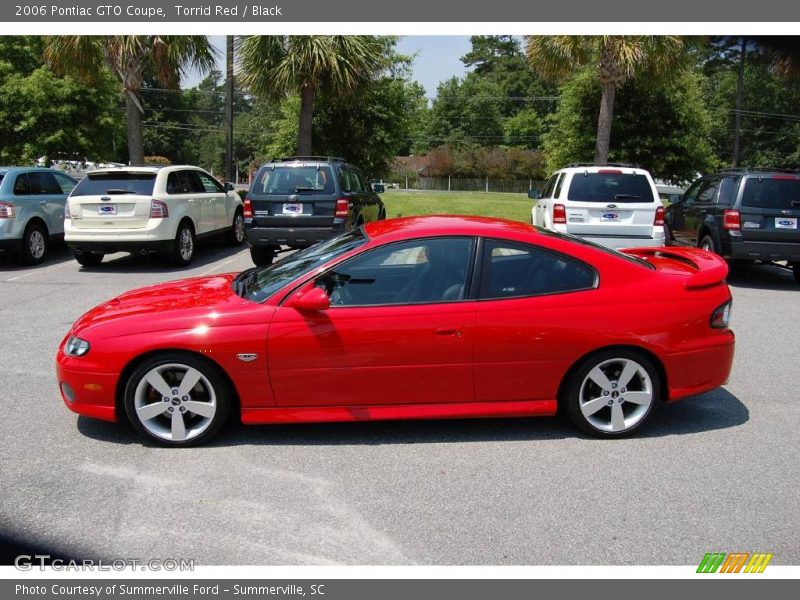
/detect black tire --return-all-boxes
[699,234,717,255]
[73,251,104,267]
[20,222,48,265]
[227,208,245,246]
[562,348,661,438]
[793,263,800,285]
[123,352,232,447]
[171,221,195,267]
[249,245,276,267]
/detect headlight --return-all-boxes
[64,335,90,357]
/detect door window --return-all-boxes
[28,172,63,195]
[196,171,224,193]
[553,173,566,199]
[540,175,558,199]
[682,180,704,205]
[53,172,77,195]
[13,174,31,195]
[697,178,720,203]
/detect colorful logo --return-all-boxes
[697,552,773,573]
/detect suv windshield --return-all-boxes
[741,177,800,209]
[252,166,335,195]
[71,172,156,196]
[567,173,656,203]
[236,228,367,302]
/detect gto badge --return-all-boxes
[236,353,258,362]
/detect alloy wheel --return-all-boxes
[578,357,654,433]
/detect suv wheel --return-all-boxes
[172,222,195,267]
[227,209,245,246]
[21,222,48,265]
[250,245,276,267]
[699,234,717,255]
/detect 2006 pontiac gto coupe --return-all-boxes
[57,216,735,446]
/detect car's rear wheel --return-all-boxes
[74,251,104,267]
[227,209,245,246]
[21,222,48,265]
[250,245,276,266]
[699,234,716,255]
[172,221,195,266]
[123,353,231,447]
[563,349,660,438]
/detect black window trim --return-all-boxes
[474,237,599,302]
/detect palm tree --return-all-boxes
[44,36,216,165]
[525,36,687,164]
[237,36,386,155]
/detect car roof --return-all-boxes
[556,164,651,176]
[364,215,538,242]
[85,165,206,175]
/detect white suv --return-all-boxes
[531,163,666,249]
[65,166,244,266]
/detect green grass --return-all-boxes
[381,190,533,223]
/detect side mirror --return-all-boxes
[527,189,540,200]
[287,286,330,312]
[225,182,235,192]
[371,183,385,194]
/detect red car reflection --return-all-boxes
[56,216,735,446]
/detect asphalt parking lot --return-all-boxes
[1,242,798,566]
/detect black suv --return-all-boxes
[665,168,800,282]
[243,156,386,265]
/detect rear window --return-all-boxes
[71,172,156,196]
[567,172,656,203]
[252,166,335,195]
[741,177,800,209]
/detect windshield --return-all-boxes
[741,177,800,209]
[567,172,657,203]
[71,172,156,196]
[237,228,367,302]
[252,165,335,195]
[535,227,654,269]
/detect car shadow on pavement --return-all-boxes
[76,241,249,274]
[726,261,798,291]
[0,243,74,272]
[75,388,748,447]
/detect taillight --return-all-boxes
[64,201,70,219]
[654,205,665,226]
[710,300,732,329]
[335,198,350,219]
[243,196,253,219]
[0,201,15,218]
[552,203,567,224]
[723,209,740,231]
[149,199,168,218]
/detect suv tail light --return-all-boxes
[552,203,567,224]
[243,196,253,219]
[64,201,70,219]
[710,300,732,329]
[149,199,168,218]
[723,209,741,231]
[335,198,350,219]
[0,201,15,218]
[654,205,665,227]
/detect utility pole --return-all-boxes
[732,36,747,168]
[225,35,234,183]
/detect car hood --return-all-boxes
[71,273,263,337]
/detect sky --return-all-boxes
[186,36,473,98]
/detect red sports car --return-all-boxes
[56,216,735,446]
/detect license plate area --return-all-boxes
[775,217,797,229]
[600,210,620,222]
[97,204,117,216]
[282,203,303,215]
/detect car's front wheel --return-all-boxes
[250,245,276,266]
[123,353,232,447]
[563,349,660,438]
[172,221,195,266]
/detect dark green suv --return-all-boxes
[243,156,386,266]
[665,168,800,283]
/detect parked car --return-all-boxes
[243,156,385,266]
[530,163,666,249]
[57,215,734,446]
[665,168,800,282]
[655,181,687,205]
[0,167,77,264]
[64,166,244,267]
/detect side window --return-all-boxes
[682,180,704,205]
[697,178,719,203]
[196,171,224,193]
[317,237,475,306]
[338,168,352,192]
[53,172,76,195]
[553,173,566,199]
[352,169,369,193]
[540,175,557,199]
[479,239,596,299]
[184,170,208,194]
[167,171,188,194]
[13,174,31,195]
[717,177,738,205]
[28,172,63,195]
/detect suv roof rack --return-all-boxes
[272,156,347,163]
[717,167,799,174]
[565,162,641,169]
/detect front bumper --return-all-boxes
[56,356,118,422]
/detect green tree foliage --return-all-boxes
[0,36,119,164]
[543,68,716,182]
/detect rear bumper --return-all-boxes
[56,357,118,422]
[663,331,735,402]
[245,224,344,248]
[66,240,171,255]
[722,235,800,262]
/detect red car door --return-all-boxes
[267,237,477,407]
[472,239,599,404]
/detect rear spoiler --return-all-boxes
[621,247,729,289]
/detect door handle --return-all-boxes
[435,327,464,338]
